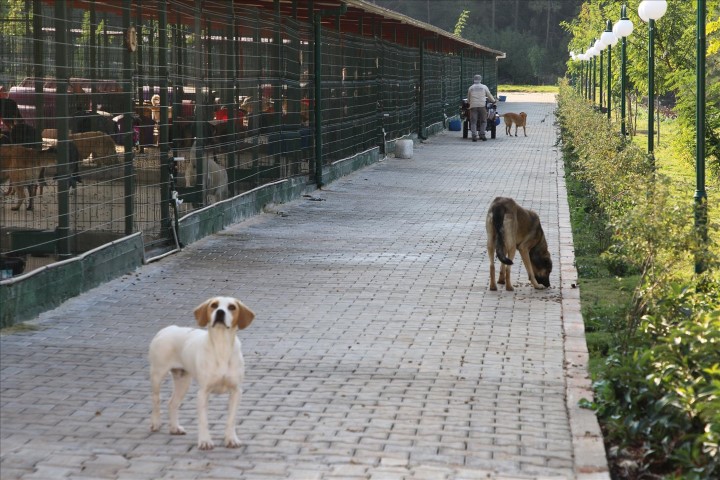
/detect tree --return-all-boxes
[454,9,470,37]
[373,0,582,85]
[564,0,720,176]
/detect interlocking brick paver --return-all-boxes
[1,93,608,479]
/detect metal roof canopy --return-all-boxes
[58,0,504,58]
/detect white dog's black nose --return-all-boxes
[213,309,226,326]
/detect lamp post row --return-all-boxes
[569,0,708,273]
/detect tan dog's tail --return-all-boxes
[491,204,513,265]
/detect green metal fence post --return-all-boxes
[89,3,97,113]
[54,0,70,258]
[313,3,347,188]
[419,37,425,139]
[193,0,205,203]
[227,3,238,196]
[136,3,144,104]
[32,0,43,132]
[313,13,323,187]
[122,0,135,236]
[159,0,171,238]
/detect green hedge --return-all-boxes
[557,81,719,479]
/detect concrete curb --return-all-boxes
[556,154,611,480]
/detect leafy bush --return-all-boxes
[593,282,719,479]
[557,81,720,479]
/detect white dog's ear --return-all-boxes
[194,299,212,327]
[232,299,255,330]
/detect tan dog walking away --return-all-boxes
[502,112,527,137]
[486,197,552,291]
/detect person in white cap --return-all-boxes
[467,74,496,142]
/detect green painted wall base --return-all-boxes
[179,147,381,244]
[425,121,445,137]
[178,176,316,245]
[0,233,145,328]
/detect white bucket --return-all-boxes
[395,139,413,159]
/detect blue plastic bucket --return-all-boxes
[449,119,462,131]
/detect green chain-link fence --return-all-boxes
[1,0,501,279]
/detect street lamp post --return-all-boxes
[584,49,592,100]
[586,53,591,100]
[592,43,597,104]
[589,41,597,104]
[601,21,618,121]
[580,53,588,99]
[595,38,605,109]
[639,0,668,157]
[613,5,633,136]
[695,0,708,273]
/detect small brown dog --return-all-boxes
[502,112,527,137]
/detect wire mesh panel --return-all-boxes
[443,55,462,119]
[379,41,419,142]
[1,0,500,279]
[1,1,135,274]
[317,29,380,166]
[423,52,445,130]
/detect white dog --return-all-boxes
[149,296,255,450]
[184,140,228,204]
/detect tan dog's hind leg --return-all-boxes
[488,233,498,291]
[519,248,545,289]
[502,263,513,291]
[502,219,517,291]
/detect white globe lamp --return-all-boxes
[639,0,667,22]
[601,30,618,47]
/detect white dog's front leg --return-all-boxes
[224,387,242,448]
[196,389,213,450]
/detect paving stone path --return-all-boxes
[1,93,609,479]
